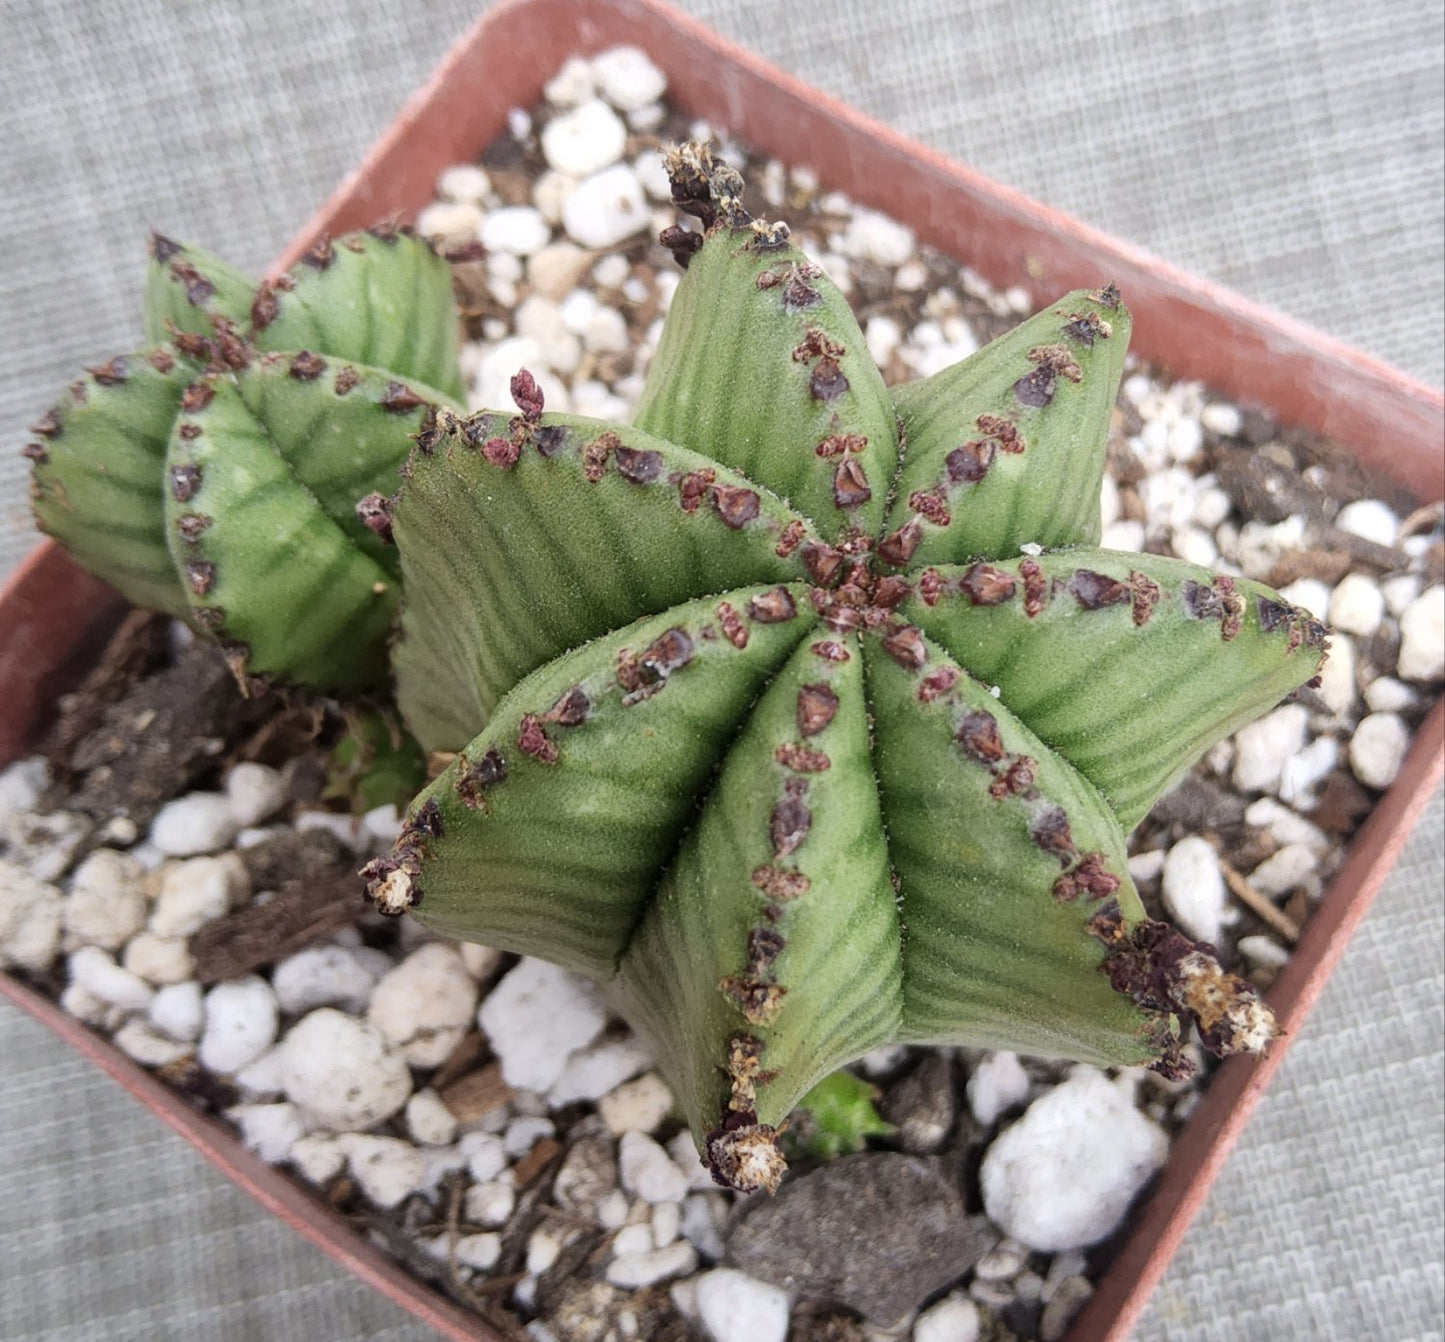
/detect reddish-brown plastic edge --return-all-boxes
[2,1,1441,1339]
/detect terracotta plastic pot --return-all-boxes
[1,1,1441,1338]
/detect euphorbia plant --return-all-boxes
[361,144,1328,1193]
[26,227,465,692]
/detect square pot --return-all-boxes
[1,1,1440,1339]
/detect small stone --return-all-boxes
[1235,515,1307,580]
[618,1130,689,1203]
[225,763,289,827]
[882,1053,956,1153]
[584,306,629,356]
[272,943,389,1015]
[150,793,238,857]
[606,1240,698,1288]
[526,1225,564,1274]
[455,1232,503,1270]
[293,810,364,850]
[504,1114,556,1159]
[462,1131,508,1184]
[69,945,155,1010]
[438,163,491,204]
[4,809,89,882]
[1200,402,1242,436]
[980,1068,1168,1252]
[695,1269,790,1342]
[845,208,915,267]
[913,1294,981,1342]
[1161,835,1229,946]
[144,981,204,1044]
[680,1192,725,1259]
[59,984,108,1025]
[1166,416,1204,463]
[458,941,503,981]
[1039,1274,1094,1342]
[281,1008,412,1130]
[545,55,596,107]
[1232,704,1309,794]
[1398,586,1445,682]
[599,1072,675,1135]
[967,1051,1031,1127]
[1127,849,1166,885]
[149,854,247,938]
[0,861,64,973]
[227,1101,307,1163]
[1381,573,1423,618]
[479,957,608,1092]
[122,932,194,985]
[1249,843,1317,896]
[1244,797,1332,853]
[1365,676,1418,713]
[417,199,483,249]
[341,1133,425,1209]
[561,165,649,250]
[63,849,147,951]
[1349,713,1411,789]
[527,242,594,301]
[1280,735,1340,805]
[548,1034,653,1105]
[1334,499,1399,547]
[652,1199,681,1247]
[368,942,479,1067]
[1101,520,1145,553]
[0,757,48,826]
[541,99,627,177]
[1237,935,1290,969]
[1278,577,1331,621]
[289,1133,345,1185]
[234,1045,287,1099]
[1329,573,1385,638]
[1313,633,1357,718]
[592,46,668,110]
[113,1018,191,1067]
[667,1131,718,1192]
[466,1180,516,1227]
[406,1089,459,1146]
[199,976,279,1074]
[481,206,552,257]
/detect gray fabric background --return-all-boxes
[1,1,1440,1338]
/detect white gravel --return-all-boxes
[280,1008,412,1130]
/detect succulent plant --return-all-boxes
[26,227,465,693]
[357,143,1327,1193]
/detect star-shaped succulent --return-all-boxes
[361,144,1326,1193]
[27,228,464,692]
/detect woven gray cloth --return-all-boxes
[1,1,1440,1339]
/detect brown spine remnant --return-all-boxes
[1062,311,1112,346]
[714,484,761,528]
[1028,344,1084,383]
[797,684,840,737]
[707,1118,786,1195]
[184,560,215,596]
[989,755,1037,799]
[749,587,797,623]
[535,425,568,458]
[1052,851,1121,903]
[150,232,182,262]
[510,368,545,421]
[918,666,960,702]
[802,542,843,585]
[770,779,812,858]
[517,714,559,764]
[584,430,621,482]
[1129,570,1162,626]
[816,433,867,458]
[640,628,695,684]
[956,710,1006,764]
[147,349,177,374]
[877,518,923,567]
[176,513,212,543]
[29,410,62,439]
[1257,597,1290,633]
[333,366,360,395]
[811,640,850,662]
[482,436,520,469]
[1070,569,1130,610]
[1092,282,1122,309]
[882,624,927,670]
[301,237,334,269]
[907,491,949,530]
[659,224,703,268]
[250,283,279,330]
[543,686,591,726]
[1029,807,1077,865]
[775,519,806,558]
[874,576,911,609]
[177,423,202,441]
[22,442,48,464]
[833,459,872,508]
[289,351,326,381]
[792,328,849,402]
[678,468,716,512]
[718,602,749,648]
[752,865,811,900]
[381,382,426,414]
[615,446,663,485]
[170,262,216,306]
[781,271,823,310]
[170,464,202,503]
[1214,575,1245,641]
[918,568,943,607]
[946,438,996,484]
[180,381,215,413]
[962,563,1018,606]
[194,607,225,631]
[720,975,786,1025]
[457,747,508,809]
[1020,559,1048,617]
[775,743,831,773]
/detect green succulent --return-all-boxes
[26,227,465,693]
[348,143,1325,1193]
[786,1070,896,1160]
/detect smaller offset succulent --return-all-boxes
[26,227,465,692]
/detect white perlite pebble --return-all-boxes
[614,1222,653,1259]
[1238,935,1291,969]
[1278,577,1331,621]
[1199,402,1242,437]
[64,849,147,950]
[541,99,627,177]
[418,199,483,249]
[1249,843,1316,896]
[281,1008,412,1130]
[1245,798,1331,854]
[844,208,915,266]
[505,1115,557,1159]
[149,793,238,857]
[341,1134,426,1209]
[149,980,204,1042]
[652,1199,681,1247]
[599,1072,675,1135]
[1313,633,1357,718]
[606,1240,699,1289]
[113,1019,191,1068]
[592,46,668,110]
[695,1269,790,1342]
[1329,573,1385,638]
[290,1133,346,1185]
[1398,586,1445,682]
[455,1233,503,1271]
[0,757,48,827]
[668,1132,720,1193]
[914,1293,982,1342]
[967,1051,1031,1127]
[466,1180,516,1227]
[1161,836,1230,946]
[1349,713,1411,790]
[0,861,64,973]
[368,942,479,1067]
[480,205,552,256]
[122,932,194,985]
[561,165,650,250]
[406,1089,459,1147]
[547,1034,653,1105]
[1232,703,1309,794]
[479,957,608,1091]
[149,854,247,938]
[1280,735,1340,805]
[618,1130,690,1204]
[528,242,595,301]
[272,943,390,1015]
[225,763,289,827]
[545,55,596,106]
[438,163,491,204]
[461,1131,508,1184]
[228,1102,307,1164]
[1365,676,1418,713]
[5,809,88,883]
[1334,498,1399,547]
[234,1045,287,1100]
[199,976,279,1075]
[981,1068,1169,1252]
[69,946,155,1011]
